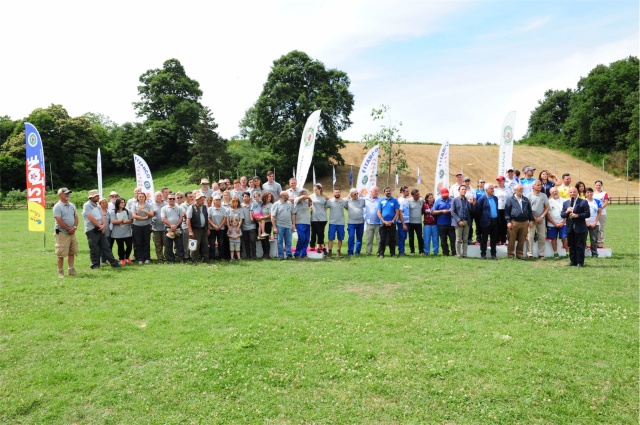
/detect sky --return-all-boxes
[1,0,638,145]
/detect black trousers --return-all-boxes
[408,223,424,254]
[132,224,151,262]
[480,218,499,257]
[498,210,508,244]
[242,228,257,259]
[259,222,273,258]
[164,232,184,262]
[310,221,327,247]
[191,227,209,262]
[115,236,133,260]
[87,229,118,267]
[208,228,226,260]
[568,230,587,265]
[437,225,457,256]
[378,223,397,256]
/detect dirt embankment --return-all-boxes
[321,143,638,197]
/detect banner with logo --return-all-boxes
[25,122,46,232]
[296,109,321,189]
[97,148,103,198]
[434,139,449,197]
[133,154,154,201]
[356,144,379,197]
[497,111,516,177]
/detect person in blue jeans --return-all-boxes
[396,186,410,255]
[271,192,294,259]
[346,188,366,257]
[293,189,311,258]
[422,193,439,255]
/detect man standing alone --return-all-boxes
[53,188,78,278]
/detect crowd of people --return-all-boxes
[52,167,610,277]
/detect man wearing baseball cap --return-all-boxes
[432,188,456,256]
[505,167,518,192]
[83,189,121,270]
[449,173,464,198]
[521,166,536,196]
[494,176,511,245]
[53,188,79,278]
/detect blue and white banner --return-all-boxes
[133,154,154,201]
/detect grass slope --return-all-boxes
[0,206,638,424]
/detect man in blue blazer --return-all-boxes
[476,183,500,259]
[561,187,590,267]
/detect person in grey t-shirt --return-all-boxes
[309,184,328,253]
[262,170,282,200]
[325,188,348,257]
[294,188,311,258]
[271,191,294,259]
[407,188,425,254]
[346,188,366,257]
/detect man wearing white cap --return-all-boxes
[200,178,213,199]
[449,173,464,198]
[186,191,209,262]
[53,188,79,278]
[83,189,121,269]
[521,166,536,197]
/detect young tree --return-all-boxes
[247,50,354,177]
[133,58,204,163]
[188,107,229,183]
[362,105,409,186]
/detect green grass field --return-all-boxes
[1,206,638,424]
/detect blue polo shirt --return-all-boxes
[433,197,453,226]
[378,196,400,221]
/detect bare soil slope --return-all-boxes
[324,143,638,197]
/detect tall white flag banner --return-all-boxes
[97,148,103,198]
[133,154,154,201]
[356,144,379,197]
[497,111,516,177]
[332,165,336,187]
[296,109,321,189]
[312,166,316,186]
[417,166,421,185]
[434,139,450,197]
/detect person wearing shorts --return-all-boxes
[546,187,567,257]
[326,188,347,258]
[53,188,79,278]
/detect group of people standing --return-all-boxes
[51,166,610,277]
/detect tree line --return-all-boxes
[521,56,638,178]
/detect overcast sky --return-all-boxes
[1,0,638,144]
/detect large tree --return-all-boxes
[564,56,639,153]
[188,107,229,183]
[527,89,572,135]
[246,50,354,178]
[133,58,204,162]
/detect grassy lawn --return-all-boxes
[0,206,637,424]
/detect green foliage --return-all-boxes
[188,107,229,183]
[0,155,24,192]
[362,104,409,186]
[0,105,102,189]
[1,188,26,203]
[248,50,354,178]
[525,56,639,179]
[528,89,572,135]
[227,139,279,178]
[133,58,205,164]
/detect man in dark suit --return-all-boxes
[561,187,590,267]
[476,183,500,260]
